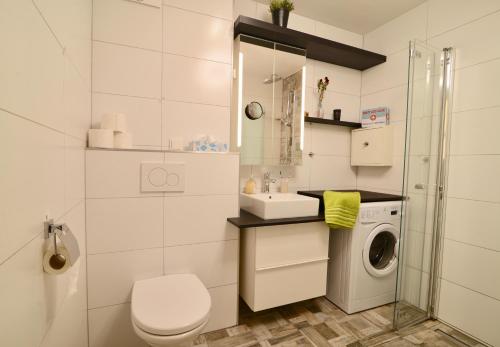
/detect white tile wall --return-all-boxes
[87,248,164,309]
[163,54,232,106]
[163,0,233,20]
[86,150,240,343]
[92,41,162,98]
[92,93,162,148]
[164,6,232,63]
[87,197,164,254]
[0,1,90,346]
[93,0,162,51]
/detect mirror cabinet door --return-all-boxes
[237,35,306,166]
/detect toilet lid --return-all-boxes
[131,274,211,335]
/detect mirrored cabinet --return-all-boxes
[231,35,306,166]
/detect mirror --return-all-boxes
[235,35,306,166]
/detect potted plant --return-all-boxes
[269,0,295,28]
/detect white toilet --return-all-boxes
[131,274,211,347]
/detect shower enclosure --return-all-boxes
[393,40,454,329]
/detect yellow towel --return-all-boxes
[323,191,361,229]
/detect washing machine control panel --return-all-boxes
[360,204,401,223]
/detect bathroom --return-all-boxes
[1,0,499,346]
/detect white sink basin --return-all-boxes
[240,193,319,220]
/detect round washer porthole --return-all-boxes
[362,224,399,278]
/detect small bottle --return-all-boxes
[244,175,256,194]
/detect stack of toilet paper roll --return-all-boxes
[88,113,132,149]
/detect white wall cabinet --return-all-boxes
[351,126,393,166]
[240,222,329,311]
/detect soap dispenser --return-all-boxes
[244,167,256,194]
[280,171,289,193]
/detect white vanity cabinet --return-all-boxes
[240,222,329,311]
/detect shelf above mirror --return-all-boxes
[234,16,386,71]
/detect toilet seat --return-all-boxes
[131,274,211,336]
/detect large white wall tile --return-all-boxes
[309,155,357,190]
[361,49,408,96]
[452,59,500,112]
[364,3,427,55]
[314,21,362,48]
[442,239,500,300]
[233,0,256,19]
[450,107,500,155]
[163,0,233,20]
[163,54,231,106]
[438,280,500,347]
[445,198,500,251]
[0,0,65,130]
[164,240,238,287]
[430,11,500,70]
[64,62,91,140]
[93,0,162,51]
[88,304,148,347]
[86,150,164,198]
[33,0,92,83]
[87,197,164,254]
[164,6,232,63]
[164,152,239,196]
[310,125,351,156]
[0,235,46,347]
[65,136,86,210]
[92,93,162,148]
[447,155,500,203]
[164,195,238,245]
[0,112,65,263]
[427,0,500,38]
[205,284,238,332]
[87,248,163,308]
[163,101,230,148]
[92,41,162,98]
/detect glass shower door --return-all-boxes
[394,40,444,329]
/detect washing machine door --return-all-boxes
[362,223,399,278]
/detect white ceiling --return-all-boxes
[255,0,426,34]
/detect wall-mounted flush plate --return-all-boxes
[141,162,185,192]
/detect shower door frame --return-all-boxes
[394,41,455,330]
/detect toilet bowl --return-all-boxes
[131,274,211,347]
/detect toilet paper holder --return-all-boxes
[44,219,80,266]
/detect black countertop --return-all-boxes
[227,209,325,228]
[227,190,403,229]
[298,190,403,216]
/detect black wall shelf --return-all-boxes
[305,116,361,128]
[234,16,386,71]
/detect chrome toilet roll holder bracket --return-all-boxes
[44,219,68,239]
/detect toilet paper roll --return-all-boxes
[43,246,71,275]
[114,131,133,149]
[88,129,114,148]
[101,113,128,132]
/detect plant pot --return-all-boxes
[272,9,290,28]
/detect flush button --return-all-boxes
[148,168,167,187]
[141,162,185,192]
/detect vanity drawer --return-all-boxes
[255,222,329,269]
[253,260,328,311]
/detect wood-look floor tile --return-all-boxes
[197,298,484,347]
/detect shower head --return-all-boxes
[263,74,282,84]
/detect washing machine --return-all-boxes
[326,201,401,314]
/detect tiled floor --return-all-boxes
[194,297,485,347]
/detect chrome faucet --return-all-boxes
[263,171,276,193]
